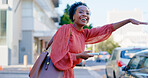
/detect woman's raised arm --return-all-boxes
[112,18,148,30]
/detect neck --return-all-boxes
[73,23,83,31]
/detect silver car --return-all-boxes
[120,50,148,78]
[106,47,148,78]
[96,51,110,62]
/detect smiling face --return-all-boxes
[73,5,90,27]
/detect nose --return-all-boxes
[81,13,89,18]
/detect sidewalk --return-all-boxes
[0,65,102,78]
[0,65,31,74]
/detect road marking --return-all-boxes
[74,65,105,78]
[86,65,103,78]
[88,69,103,78]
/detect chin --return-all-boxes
[80,24,86,27]
[82,23,88,26]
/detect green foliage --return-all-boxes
[59,4,73,25]
[95,36,120,54]
[59,13,73,25]
[83,24,93,29]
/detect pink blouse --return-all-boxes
[50,24,115,78]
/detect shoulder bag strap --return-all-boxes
[45,29,71,51]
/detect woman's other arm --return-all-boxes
[76,51,94,60]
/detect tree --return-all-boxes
[95,36,120,54]
[59,5,73,25]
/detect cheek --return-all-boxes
[73,14,78,21]
[74,16,80,22]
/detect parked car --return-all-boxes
[76,60,86,66]
[96,51,110,62]
[120,50,148,78]
[106,47,148,78]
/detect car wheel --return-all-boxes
[97,60,100,62]
[82,64,85,67]
[113,71,116,78]
[96,60,99,62]
[83,64,85,67]
[105,69,109,78]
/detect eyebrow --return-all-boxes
[78,9,90,13]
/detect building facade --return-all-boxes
[107,9,148,47]
[0,0,59,66]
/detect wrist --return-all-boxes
[76,53,81,59]
[128,18,132,23]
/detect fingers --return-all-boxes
[84,50,92,53]
[89,55,94,57]
[84,51,94,57]
[133,22,148,25]
[140,22,148,25]
[131,19,148,25]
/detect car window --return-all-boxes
[137,57,148,73]
[143,58,148,67]
[110,50,117,60]
[139,57,148,68]
[120,49,146,59]
[128,56,145,69]
[142,58,148,72]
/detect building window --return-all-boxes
[2,0,8,4]
[0,10,7,45]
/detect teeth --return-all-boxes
[82,18,86,21]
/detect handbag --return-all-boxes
[29,30,71,78]
[29,37,64,78]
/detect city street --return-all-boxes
[85,60,107,78]
[1,0,148,78]
[0,60,107,78]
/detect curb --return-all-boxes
[0,71,29,74]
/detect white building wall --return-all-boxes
[22,0,34,30]
[0,0,59,65]
[6,0,13,66]
[19,0,59,64]
[0,0,22,65]
[10,0,22,65]
[0,46,8,65]
[107,9,148,47]
[19,0,34,64]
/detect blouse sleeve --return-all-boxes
[50,24,77,71]
[85,24,115,44]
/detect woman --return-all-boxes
[49,2,148,78]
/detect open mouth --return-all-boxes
[80,17,88,23]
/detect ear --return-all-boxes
[73,15,75,21]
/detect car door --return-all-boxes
[123,56,145,77]
[106,50,118,77]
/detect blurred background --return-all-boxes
[0,0,148,78]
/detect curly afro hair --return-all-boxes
[68,2,88,22]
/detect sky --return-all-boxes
[57,0,148,27]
